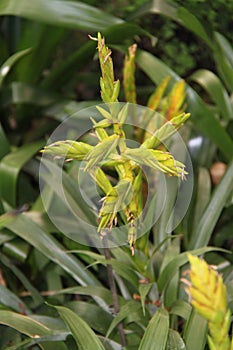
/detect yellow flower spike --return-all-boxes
[123,44,137,104]
[147,76,170,111]
[95,32,120,103]
[165,79,186,120]
[189,286,213,309]
[208,266,217,295]
[187,254,232,350]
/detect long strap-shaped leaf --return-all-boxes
[0,141,44,207]
[138,308,169,350]
[0,0,123,31]
[54,305,105,350]
[189,160,233,249]
[6,214,100,287]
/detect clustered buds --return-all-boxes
[184,254,233,350]
[42,33,190,254]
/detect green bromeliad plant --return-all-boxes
[42,33,190,254]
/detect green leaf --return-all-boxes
[189,160,233,249]
[0,310,54,337]
[0,284,30,314]
[183,310,207,350]
[0,211,18,229]
[0,0,123,32]
[169,300,192,321]
[5,213,100,286]
[139,283,153,316]
[190,69,233,121]
[191,167,211,232]
[0,252,44,306]
[177,7,212,48]
[0,141,44,206]
[53,305,105,350]
[67,301,113,335]
[138,308,169,350]
[0,48,31,88]
[106,300,142,338]
[166,329,186,350]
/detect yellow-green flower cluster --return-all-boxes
[42,34,190,254]
[186,254,232,350]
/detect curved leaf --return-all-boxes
[0,0,123,31]
[53,305,105,350]
[166,329,186,350]
[0,141,44,206]
[138,308,169,350]
[0,310,54,337]
[183,310,207,350]
[189,160,233,249]
[0,48,31,88]
[177,7,212,48]
[106,300,142,338]
[190,69,233,120]
[5,213,100,286]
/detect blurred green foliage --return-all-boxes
[0,0,232,349]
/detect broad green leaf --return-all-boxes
[0,0,123,32]
[0,141,44,206]
[183,310,207,350]
[213,32,233,93]
[53,305,105,350]
[177,7,212,48]
[67,301,113,335]
[0,310,54,337]
[5,213,100,286]
[214,32,233,69]
[0,48,31,88]
[169,300,192,320]
[0,211,18,229]
[191,167,211,231]
[106,300,142,338]
[190,69,233,120]
[214,49,233,94]
[0,284,30,314]
[189,160,233,249]
[2,237,30,262]
[136,50,233,161]
[166,329,186,350]
[138,308,169,350]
